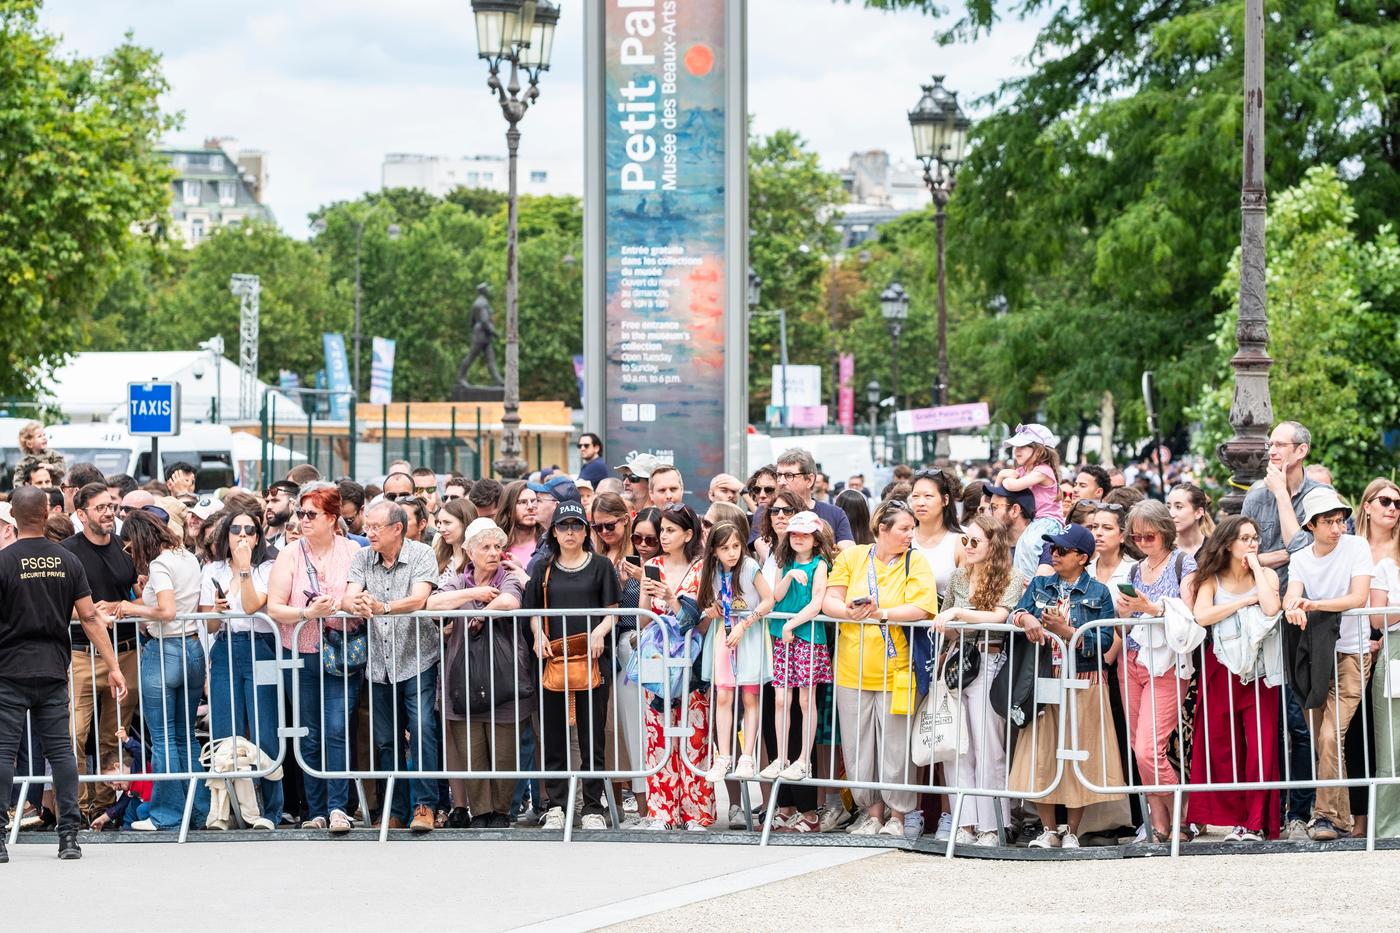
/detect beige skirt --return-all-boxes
[1008,672,1126,808]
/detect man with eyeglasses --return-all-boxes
[118,489,154,522]
[1283,487,1374,842]
[61,483,139,824]
[753,448,855,550]
[410,467,441,516]
[576,432,611,486]
[381,471,415,503]
[616,452,664,512]
[1244,421,1329,593]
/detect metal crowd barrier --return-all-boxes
[10,613,287,845]
[1066,606,1400,856]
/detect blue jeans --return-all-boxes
[370,666,439,823]
[206,630,284,823]
[287,651,364,819]
[1282,684,1315,824]
[512,720,540,815]
[139,635,208,830]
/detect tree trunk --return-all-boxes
[1098,390,1116,469]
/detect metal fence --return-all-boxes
[10,606,1400,858]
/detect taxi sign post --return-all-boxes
[128,382,181,483]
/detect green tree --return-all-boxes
[0,1,177,396]
[1192,167,1400,495]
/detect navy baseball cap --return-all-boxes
[1042,524,1096,558]
[528,475,580,503]
[986,484,1035,519]
[551,500,588,527]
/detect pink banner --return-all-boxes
[837,353,854,431]
[894,402,990,434]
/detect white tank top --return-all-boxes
[915,529,959,604]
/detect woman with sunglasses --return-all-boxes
[1117,498,1198,843]
[1362,478,1400,838]
[265,485,363,832]
[1167,483,1216,560]
[931,514,1023,845]
[754,490,804,568]
[637,504,713,830]
[198,507,281,829]
[114,509,206,831]
[744,465,778,515]
[496,481,542,568]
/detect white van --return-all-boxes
[46,423,241,492]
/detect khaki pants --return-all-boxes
[68,647,140,817]
[1310,652,1372,832]
[446,717,519,817]
[834,685,919,814]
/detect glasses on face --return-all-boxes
[1315,515,1348,529]
[295,509,323,521]
[1236,534,1260,545]
[769,505,797,517]
[1266,441,1298,450]
[960,535,985,549]
[229,524,257,537]
[591,520,621,534]
[382,491,409,501]
[118,505,136,517]
[577,442,594,450]
[774,471,807,482]
[1050,545,1082,558]
[1373,494,1400,510]
[750,485,776,497]
[87,503,117,514]
[414,486,437,496]
[556,521,587,534]
[631,533,659,548]
[519,498,539,510]
[443,494,462,502]
[363,522,398,535]
[1130,532,1159,543]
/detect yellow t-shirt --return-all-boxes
[828,544,939,691]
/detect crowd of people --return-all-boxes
[1,416,1398,863]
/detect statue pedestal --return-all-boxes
[451,382,505,403]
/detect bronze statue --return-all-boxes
[456,283,503,387]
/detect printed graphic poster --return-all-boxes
[605,0,726,498]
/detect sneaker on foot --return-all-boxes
[1309,818,1339,842]
[703,755,732,784]
[1028,828,1061,849]
[250,817,276,831]
[818,805,852,833]
[57,831,81,860]
[847,813,881,836]
[1060,832,1080,849]
[954,827,979,846]
[731,755,756,781]
[975,830,1000,847]
[581,813,608,830]
[622,791,639,815]
[685,819,708,832]
[878,816,904,836]
[1012,821,1042,847]
[758,758,786,781]
[902,811,926,843]
[541,807,566,830]
[1239,828,1263,842]
[1286,818,1310,841]
[778,760,810,782]
[933,811,953,842]
[1223,826,1246,842]
[130,818,157,832]
[641,817,671,831]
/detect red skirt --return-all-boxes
[1186,647,1281,837]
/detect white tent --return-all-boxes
[42,351,309,425]
[229,432,308,464]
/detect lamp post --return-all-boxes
[866,379,881,461]
[879,282,909,408]
[909,76,971,408]
[1215,0,1272,514]
[197,335,224,423]
[470,0,559,479]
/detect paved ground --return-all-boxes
[4,835,1397,931]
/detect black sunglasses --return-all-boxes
[631,533,659,547]
[229,523,258,536]
[749,484,776,496]
[1050,545,1086,557]
[769,505,797,517]
[591,520,622,534]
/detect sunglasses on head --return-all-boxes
[591,520,621,534]
[1080,500,1125,513]
[631,533,659,548]
[749,485,776,496]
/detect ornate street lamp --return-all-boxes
[879,282,909,407]
[866,379,882,460]
[909,76,971,407]
[470,0,559,479]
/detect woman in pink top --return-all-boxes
[265,484,363,832]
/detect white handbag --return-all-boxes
[912,681,967,766]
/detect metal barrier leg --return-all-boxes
[945,792,966,859]
[739,781,754,831]
[177,777,198,844]
[7,782,29,846]
[1367,783,1378,853]
[378,776,396,843]
[355,779,370,827]
[759,781,781,847]
[564,775,579,843]
[1169,789,1183,858]
[602,779,620,830]
[994,797,1007,846]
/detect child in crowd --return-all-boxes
[995,423,1063,522]
[698,523,774,783]
[89,729,153,831]
[760,511,834,783]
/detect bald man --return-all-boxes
[708,473,744,504]
[0,487,127,861]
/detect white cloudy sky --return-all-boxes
[42,0,1044,238]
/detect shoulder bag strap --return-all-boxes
[300,539,321,594]
[542,562,551,641]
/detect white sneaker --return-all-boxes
[250,817,276,831]
[685,819,707,832]
[731,755,756,780]
[846,813,881,836]
[622,791,639,815]
[641,817,671,831]
[130,818,157,832]
[1239,829,1263,842]
[954,827,978,845]
[975,831,1000,847]
[1133,822,1148,844]
[580,813,608,830]
[541,807,566,830]
[818,805,852,833]
[933,811,953,842]
[778,761,810,782]
[878,816,904,836]
[1028,828,1060,848]
[1223,826,1245,842]
[1060,832,1080,849]
[758,758,786,781]
[1286,818,1310,841]
[703,756,732,784]
[205,818,229,831]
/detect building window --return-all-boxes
[172,154,188,170]
[482,172,494,183]
[218,181,237,206]
[466,172,479,184]
[529,170,548,183]
[182,180,202,205]
[191,217,205,243]
[207,153,223,171]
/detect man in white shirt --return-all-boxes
[1284,486,1373,841]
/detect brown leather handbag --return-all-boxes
[539,564,601,724]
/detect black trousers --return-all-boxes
[0,677,81,833]
[760,684,819,811]
[540,679,611,815]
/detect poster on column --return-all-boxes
[605,0,726,503]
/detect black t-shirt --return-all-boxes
[521,552,621,640]
[61,532,138,649]
[0,537,92,682]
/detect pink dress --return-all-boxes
[275,536,359,655]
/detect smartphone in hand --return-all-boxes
[644,564,662,583]
[1116,583,1139,598]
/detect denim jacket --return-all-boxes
[1013,571,1116,660]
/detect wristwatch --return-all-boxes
[879,609,888,623]
[238,571,252,578]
